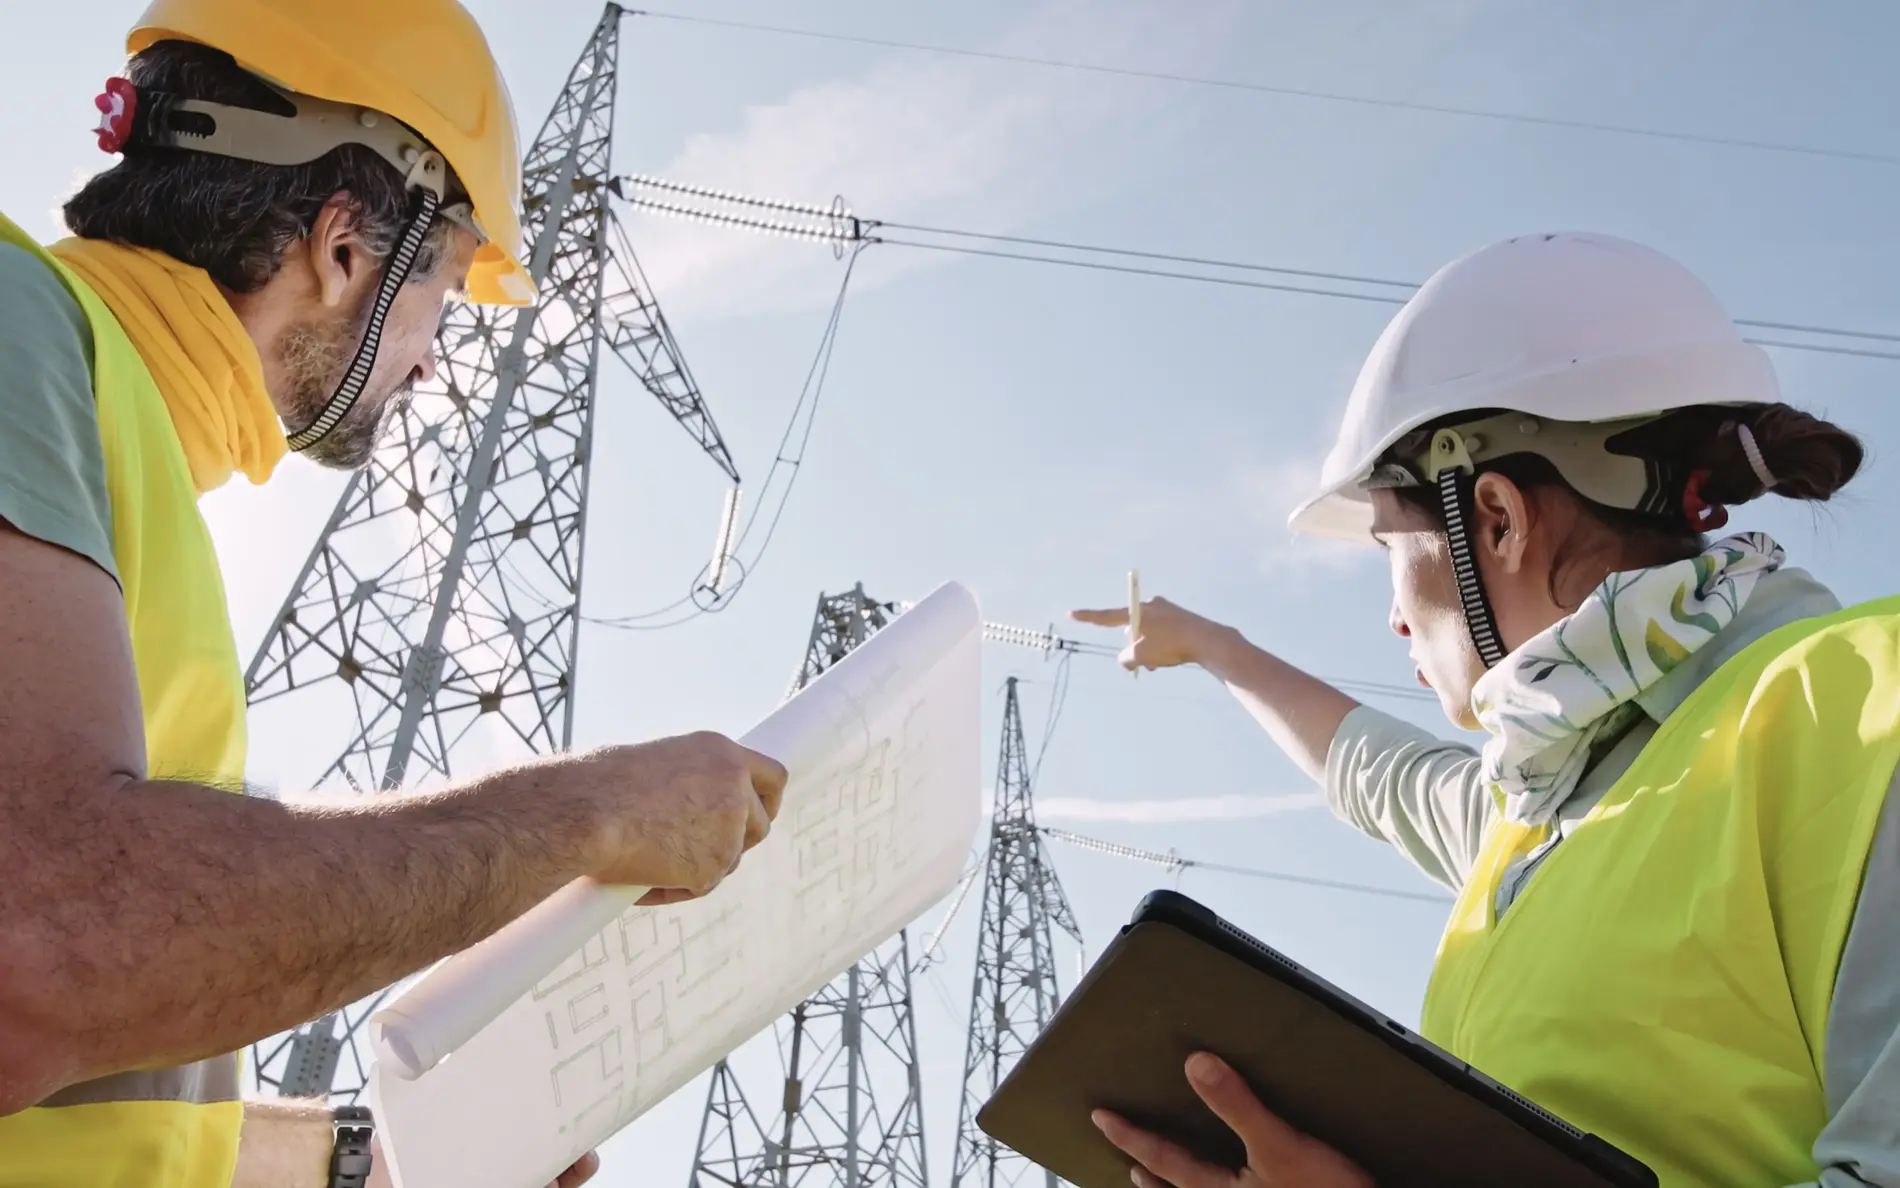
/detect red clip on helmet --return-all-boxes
[94,77,139,154]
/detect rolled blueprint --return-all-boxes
[371,880,649,1079]
[370,580,981,1188]
[368,579,982,1092]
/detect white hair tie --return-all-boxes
[1737,422,1778,492]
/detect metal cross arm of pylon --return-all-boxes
[603,211,740,483]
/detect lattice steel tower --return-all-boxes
[246,3,739,1100]
[952,677,1082,1188]
[690,585,930,1188]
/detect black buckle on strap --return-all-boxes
[330,1103,375,1188]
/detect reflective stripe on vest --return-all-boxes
[1421,596,1900,1188]
[0,213,250,1188]
[37,1061,240,1108]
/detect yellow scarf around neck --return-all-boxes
[48,237,286,493]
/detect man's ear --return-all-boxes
[302,195,370,310]
[1471,471,1533,575]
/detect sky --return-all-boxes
[4,1,1899,1184]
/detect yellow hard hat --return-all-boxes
[126,0,535,306]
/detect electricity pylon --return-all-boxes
[244,3,739,1100]
[689,585,930,1188]
[952,677,1083,1188]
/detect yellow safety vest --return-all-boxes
[0,214,247,1186]
[1422,596,1900,1188]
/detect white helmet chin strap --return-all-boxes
[1427,429,1509,670]
[1367,411,1687,671]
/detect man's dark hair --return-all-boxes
[64,40,466,292]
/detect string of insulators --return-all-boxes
[619,173,853,219]
[704,486,743,595]
[1042,826,1185,870]
[622,194,865,244]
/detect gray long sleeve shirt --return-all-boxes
[1325,568,1900,1187]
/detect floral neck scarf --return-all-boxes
[1472,532,1785,826]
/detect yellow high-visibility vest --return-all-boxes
[0,213,247,1187]
[1423,596,1900,1188]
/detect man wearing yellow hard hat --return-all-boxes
[0,2,788,1185]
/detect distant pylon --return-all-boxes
[246,2,738,1101]
[689,585,930,1188]
[952,677,1082,1188]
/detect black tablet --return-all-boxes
[977,890,1656,1188]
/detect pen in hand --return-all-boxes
[1128,569,1141,679]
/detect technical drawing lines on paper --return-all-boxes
[688,584,929,1188]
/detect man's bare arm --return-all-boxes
[0,526,785,1112]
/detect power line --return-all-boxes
[615,178,1900,363]
[1740,317,1900,346]
[581,241,868,631]
[877,235,1900,361]
[1041,826,1454,905]
[885,221,1900,350]
[969,613,1438,705]
[1741,337,1900,363]
[877,235,1414,307]
[1030,650,1075,783]
[913,857,983,972]
[624,8,1900,169]
[880,219,1418,290]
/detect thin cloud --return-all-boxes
[1077,449,1378,578]
[1034,791,1327,823]
[625,0,1243,321]
[1232,454,1374,577]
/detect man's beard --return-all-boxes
[278,298,415,471]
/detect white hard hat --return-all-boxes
[1288,231,1781,542]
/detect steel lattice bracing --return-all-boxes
[246,3,737,1100]
[691,586,930,1188]
[952,678,1082,1188]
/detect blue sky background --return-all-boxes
[4,2,1898,1184]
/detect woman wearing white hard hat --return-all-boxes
[1075,232,1900,1188]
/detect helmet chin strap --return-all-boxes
[284,183,441,453]
[1429,429,1508,670]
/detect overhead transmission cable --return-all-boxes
[984,637,1454,908]
[614,176,1900,362]
[582,239,868,631]
[912,619,1450,948]
[881,221,1418,289]
[1041,827,1454,905]
[967,613,1436,708]
[1031,650,1076,784]
[913,858,984,972]
[623,8,1900,169]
